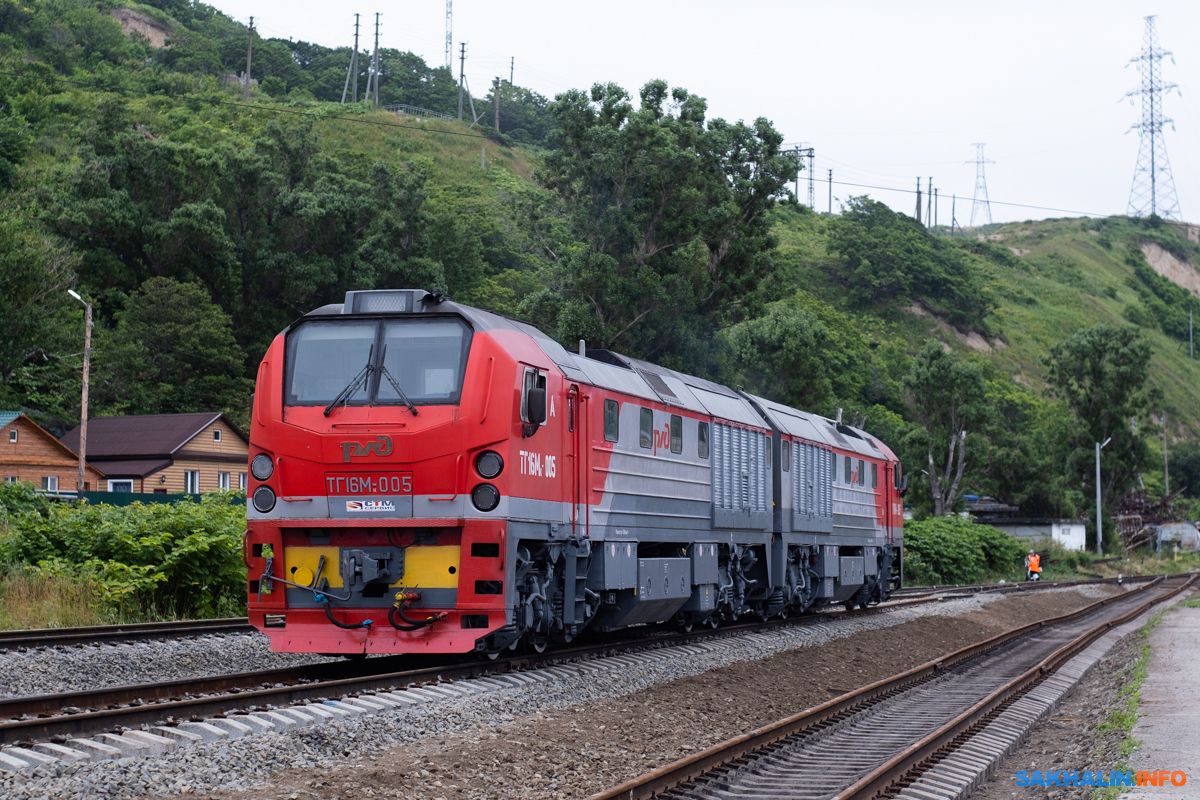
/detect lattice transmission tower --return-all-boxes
[445,1,453,70]
[967,144,993,227]
[1126,15,1181,220]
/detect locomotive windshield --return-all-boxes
[285,317,473,407]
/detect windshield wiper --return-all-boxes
[378,344,418,416]
[323,344,374,417]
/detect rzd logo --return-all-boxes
[341,435,392,462]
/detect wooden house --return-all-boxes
[1,411,105,493]
[60,413,248,494]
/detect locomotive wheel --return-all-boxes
[707,615,719,629]
[485,651,501,661]
[844,602,857,612]
[529,637,549,654]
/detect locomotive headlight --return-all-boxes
[471,483,500,512]
[252,486,277,513]
[475,451,504,479]
[251,454,274,481]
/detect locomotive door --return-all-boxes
[566,385,583,536]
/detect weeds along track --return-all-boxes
[588,575,1195,800]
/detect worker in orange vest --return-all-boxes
[1025,550,1041,581]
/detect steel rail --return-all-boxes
[585,574,1192,800]
[0,618,253,649]
[0,574,1149,652]
[0,594,947,747]
[834,573,1198,800]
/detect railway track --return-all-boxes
[0,593,952,747]
[0,574,1148,653]
[586,573,1196,800]
[0,574,1160,751]
[0,617,253,649]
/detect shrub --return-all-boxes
[902,516,1025,585]
[0,493,246,618]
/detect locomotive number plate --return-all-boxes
[324,472,413,495]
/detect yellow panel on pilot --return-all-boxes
[399,545,461,589]
[283,547,342,588]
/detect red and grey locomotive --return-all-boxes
[244,289,905,656]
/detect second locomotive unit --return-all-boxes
[244,289,905,657]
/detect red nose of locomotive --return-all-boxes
[244,289,511,655]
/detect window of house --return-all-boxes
[41,476,58,491]
[871,463,878,489]
[218,472,230,491]
[239,473,247,490]
[844,455,851,484]
[698,422,709,459]
[604,399,619,442]
[213,429,222,442]
[184,471,200,494]
[782,440,790,471]
[5,476,18,484]
[107,479,133,493]
[639,407,653,449]
[669,415,682,454]
[8,428,15,443]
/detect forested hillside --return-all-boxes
[2,0,1199,541]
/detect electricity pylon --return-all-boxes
[1126,15,1181,221]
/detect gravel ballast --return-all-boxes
[0,585,1124,799]
[0,634,331,699]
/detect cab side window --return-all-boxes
[669,415,683,454]
[639,407,653,449]
[604,399,619,442]
[698,422,710,459]
[782,440,791,471]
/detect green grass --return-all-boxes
[773,212,1200,440]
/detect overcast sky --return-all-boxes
[209,0,1200,225]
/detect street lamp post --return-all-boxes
[1095,437,1112,556]
[68,290,91,500]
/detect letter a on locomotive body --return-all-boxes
[244,289,906,657]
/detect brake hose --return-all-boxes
[388,591,446,631]
[317,594,373,629]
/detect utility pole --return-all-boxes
[1163,412,1169,495]
[341,14,360,104]
[366,13,380,109]
[968,144,994,227]
[457,42,466,121]
[67,290,90,499]
[1126,15,1181,220]
[806,149,815,208]
[828,169,832,214]
[244,17,254,99]
[1190,308,1193,359]
[493,77,501,131]
[951,194,960,236]
[914,178,922,222]
[510,57,514,85]
[445,0,453,70]
[934,188,939,231]
[1096,437,1111,556]
[927,177,933,228]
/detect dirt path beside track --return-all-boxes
[204,587,1122,800]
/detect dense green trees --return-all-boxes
[828,198,992,328]
[526,80,798,361]
[1044,324,1156,545]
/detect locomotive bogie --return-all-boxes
[244,289,904,656]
